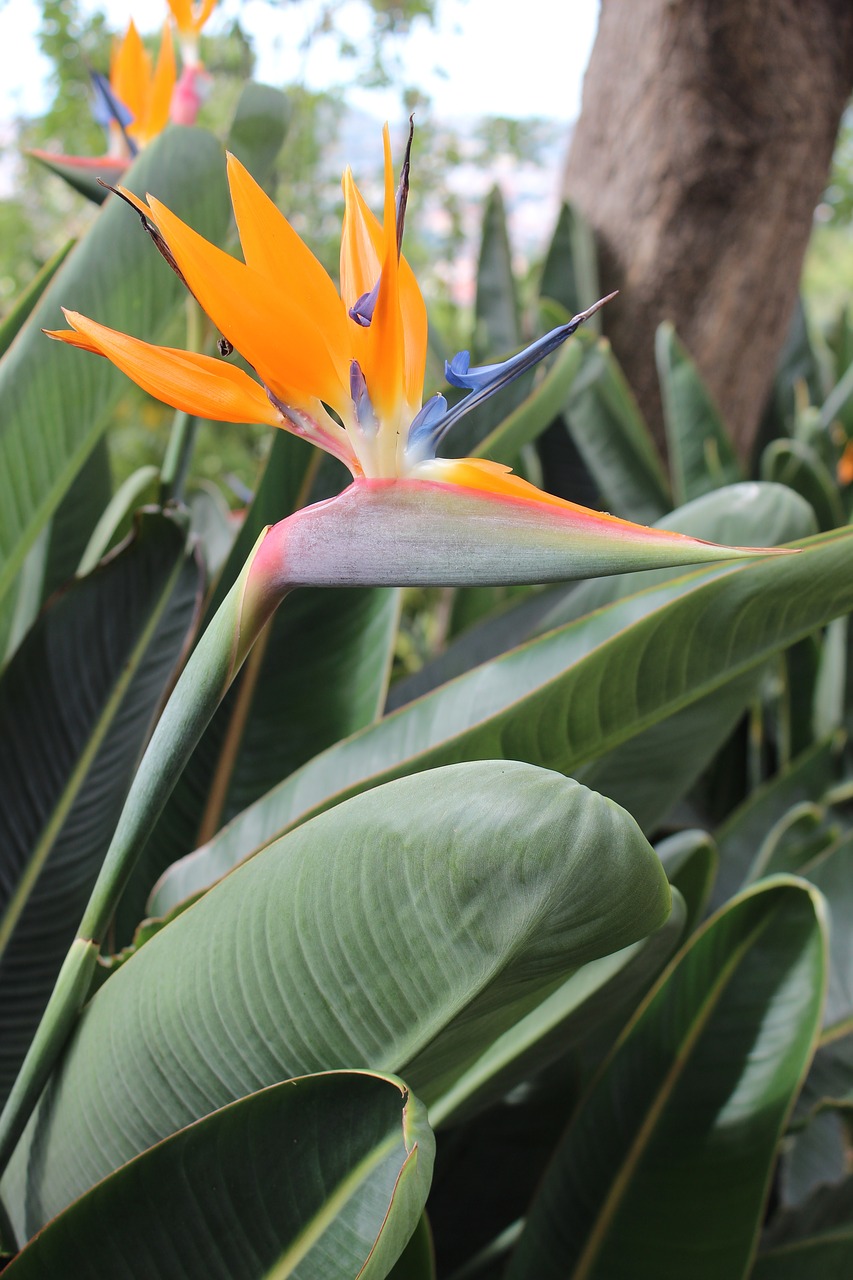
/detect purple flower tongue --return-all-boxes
[349,283,379,328]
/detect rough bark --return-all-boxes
[563,0,853,460]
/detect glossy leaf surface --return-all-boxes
[656,320,742,505]
[5,1071,432,1279]
[154,526,853,915]
[507,879,827,1280]
[0,511,201,1109]
[4,762,670,1237]
[0,126,230,613]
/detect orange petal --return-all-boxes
[341,145,427,413]
[340,167,381,308]
[225,152,349,362]
[56,311,282,426]
[167,0,216,35]
[114,184,151,216]
[166,0,192,33]
[113,20,149,129]
[410,456,660,517]
[144,22,176,141]
[145,194,350,412]
[44,327,103,355]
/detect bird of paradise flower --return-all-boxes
[30,3,215,199]
[48,121,789,592]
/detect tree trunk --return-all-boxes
[563,0,853,461]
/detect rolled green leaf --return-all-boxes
[3,1071,433,1277]
[2,761,670,1238]
[507,877,827,1280]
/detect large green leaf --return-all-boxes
[0,510,201,1109]
[0,125,231,614]
[388,480,815,710]
[5,1071,432,1278]
[760,438,845,532]
[656,320,743,505]
[572,666,764,833]
[226,82,291,181]
[564,333,671,524]
[0,239,75,360]
[430,890,687,1127]
[41,436,112,601]
[153,526,853,915]
[654,829,718,934]
[539,201,600,329]
[799,833,853,1036]
[3,762,670,1237]
[754,1176,853,1278]
[712,736,840,910]
[507,878,827,1280]
[473,186,520,361]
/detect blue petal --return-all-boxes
[406,393,449,460]
[433,294,616,448]
[90,70,134,130]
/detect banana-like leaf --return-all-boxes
[430,891,687,1128]
[539,201,600,331]
[4,1071,433,1277]
[76,463,160,576]
[0,240,75,359]
[564,333,671,524]
[385,1213,436,1280]
[2,440,113,669]
[41,437,113,600]
[117,431,400,941]
[655,829,718,933]
[474,187,520,361]
[747,804,838,882]
[152,526,853,916]
[778,1108,848,1210]
[226,82,291,180]
[476,337,584,464]
[572,665,764,833]
[506,878,827,1280]
[799,833,853,1035]
[3,762,670,1237]
[761,438,845,532]
[712,736,840,910]
[656,320,743,505]
[0,510,201,1109]
[754,1175,853,1278]
[0,126,231,616]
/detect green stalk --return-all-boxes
[0,526,285,1177]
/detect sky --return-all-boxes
[0,0,599,125]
